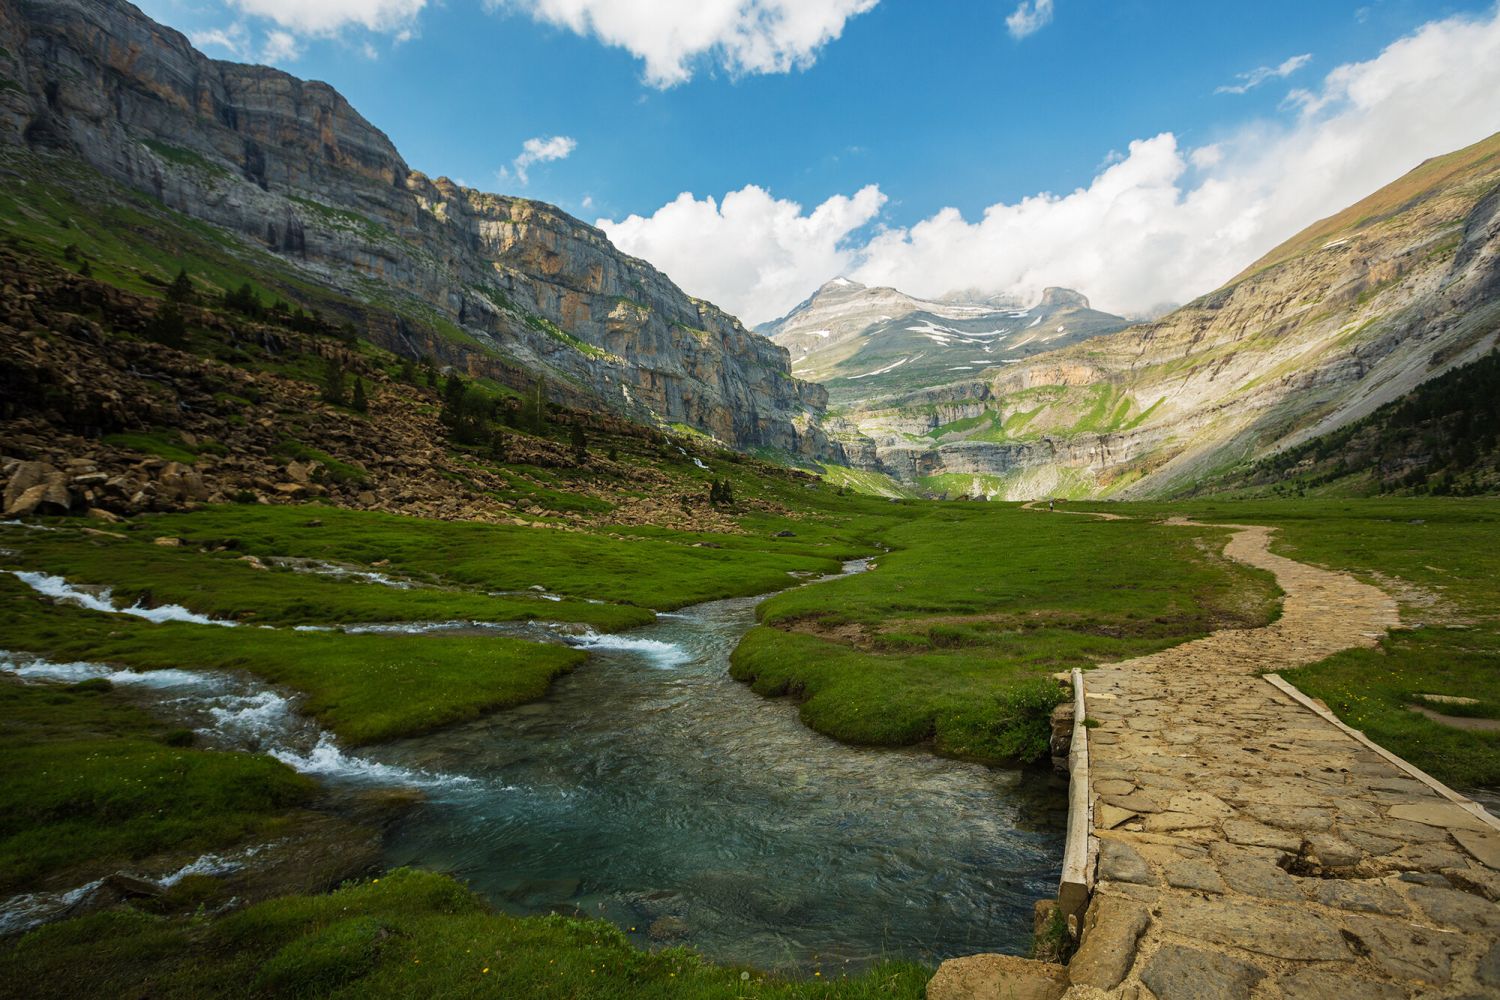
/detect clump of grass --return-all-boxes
[3,869,932,999]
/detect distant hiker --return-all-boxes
[1048,499,1054,511]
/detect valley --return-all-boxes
[1,0,1498,998]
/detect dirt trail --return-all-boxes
[936,512,1500,1000]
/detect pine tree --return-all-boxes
[322,357,346,406]
[147,302,187,348]
[399,358,416,384]
[425,365,438,390]
[351,376,368,413]
[489,431,508,462]
[570,422,588,462]
[167,268,193,303]
[77,259,92,277]
[607,446,618,463]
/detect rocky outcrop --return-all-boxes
[0,0,837,460]
[761,277,1127,404]
[835,132,1500,497]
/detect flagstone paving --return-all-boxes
[933,515,1500,1000]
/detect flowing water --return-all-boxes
[372,561,1066,973]
[1,558,1065,970]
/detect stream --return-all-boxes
[371,559,1066,973]
[0,558,1065,972]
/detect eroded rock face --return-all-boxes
[831,133,1500,496]
[0,0,838,461]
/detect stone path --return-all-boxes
[933,516,1500,1000]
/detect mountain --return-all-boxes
[0,0,837,461]
[827,132,1500,499]
[760,279,1128,405]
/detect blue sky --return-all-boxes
[139,0,1500,322]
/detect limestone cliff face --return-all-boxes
[0,0,837,459]
[836,132,1500,497]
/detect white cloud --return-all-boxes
[228,0,426,36]
[489,0,879,87]
[599,185,886,322]
[1005,0,1054,40]
[502,136,578,185]
[1216,52,1312,95]
[260,29,302,62]
[604,5,1500,324]
[191,23,251,56]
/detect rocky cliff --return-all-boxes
[832,132,1500,498]
[0,0,838,460]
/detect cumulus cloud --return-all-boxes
[489,0,879,87]
[1005,0,1054,40]
[1216,52,1313,95]
[228,0,426,36]
[600,185,886,322]
[604,6,1500,324]
[502,136,578,185]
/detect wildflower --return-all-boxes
[482,968,490,974]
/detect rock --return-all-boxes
[774,530,796,537]
[1310,879,1408,916]
[3,461,70,515]
[4,483,54,517]
[1279,968,1404,1000]
[1143,811,1216,833]
[1305,833,1363,870]
[86,507,122,523]
[102,872,166,898]
[647,915,689,941]
[1098,839,1157,885]
[1096,803,1137,830]
[1139,944,1265,1000]
[273,483,307,496]
[1223,819,1304,852]
[1068,895,1150,990]
[1388,802,1495,833]
[1215,854,1303,901]
[153,536,182,547]
[1442,864,1500,901]
[1406,884,1497,931]
[927,954,1068,1000]
[1342,913,1467,984]
[1479,938,1500,989]
[1159,897,1352,960]
[1451,828,1500,870]
[1095,779,1135,796]
[1163,858,1226,894]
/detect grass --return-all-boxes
[0,572,589,747]
[0,680,312,893]
[1074,497,1500,787]
[731,504,1280,765]
[119,504,861,611]
[0,869,929,1000]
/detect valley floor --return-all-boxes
[0,495,1496,997]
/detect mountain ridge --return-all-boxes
[0,0,839,461]
[822,131,1500,499]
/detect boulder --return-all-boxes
[927,954,1068,1000]
[3,461,70,515]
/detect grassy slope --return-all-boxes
[732,504,1281,764]
[0,870,928,1000]
[1230,131,1500,282]
[1073,497,1500,787]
